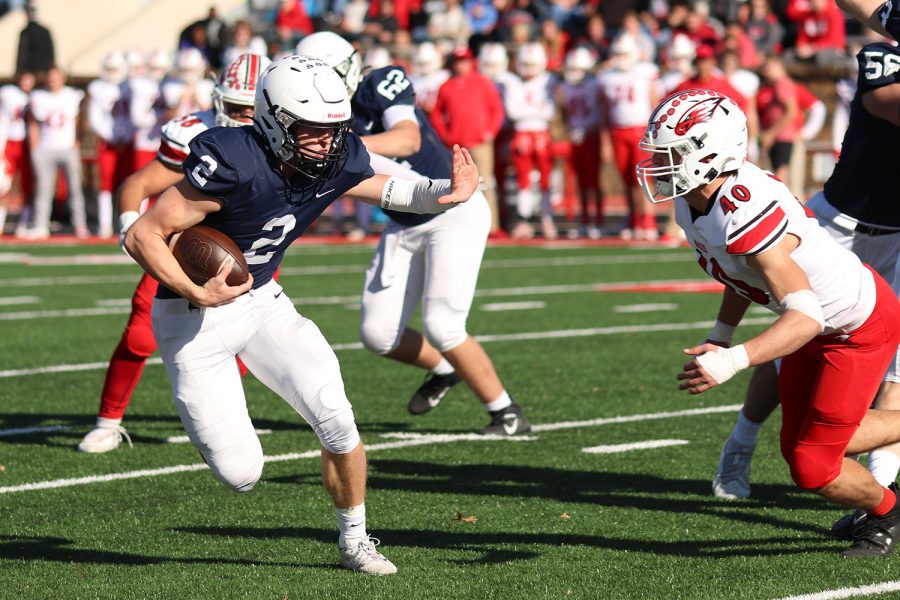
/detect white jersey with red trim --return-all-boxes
[157,108,216,169]
[29,87,85,151]
[597,62,659,128]
[87,79,133,144]
[0,84,30,142]
[160,79,215,118]
[675,162,876,335]
[505,73,555,132]
[128,76,164,152]
[559,78,602,132]
[410,69,449,113]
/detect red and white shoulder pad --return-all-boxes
[157,109,216,169]
[724,195,788,256]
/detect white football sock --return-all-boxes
[336,504,367,548]
[484,391,512,413]
[730,410,763,448]
[96,416,122,429]
[868,450,900,487]
[431,358,455,376]
[97,191,113,236]
[0,206,7,234]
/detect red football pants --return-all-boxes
[511,130,553,191]
[779,268,900,490]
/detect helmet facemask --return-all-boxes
[637,136,712,203]
[267,99,352,182]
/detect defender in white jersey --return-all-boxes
[597,34,660,240]
[26,67,88,239]
[88,52,134,237]
[78,53,270,456]
[637,89,900,557]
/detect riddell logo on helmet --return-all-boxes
[328,112,347,119]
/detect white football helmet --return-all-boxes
[147,49,171,81]
[364,47,393,70]
[413,42,443,76]
[101,51,127,84]
[636,90,748,203]
[478,43,509,80]
[213,53,271,128]
[516,43,547,79]
[611,34,640,71]
[295,32,364,97]
[125,48,146,78]
[564,47,595,84]
[254,55,353,180]
[177,48,207,84]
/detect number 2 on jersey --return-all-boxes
[245,215,297,264]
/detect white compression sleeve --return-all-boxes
[380,176,455,214]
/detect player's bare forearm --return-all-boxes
[361,120,421,158]
[836,0,893,37]
[350,145,479,210]
[742,310,821,366]
[117,159,183,214]
[124,180,224,303]
[716,287,751,327]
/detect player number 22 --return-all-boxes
[376,70,410,101]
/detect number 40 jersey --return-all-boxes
[674,162,876,335]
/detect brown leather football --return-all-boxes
[170,225,250,286]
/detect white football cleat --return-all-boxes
[712,438,754,499]
[339,537,397,575]
[77,425,133,453]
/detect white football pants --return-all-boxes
[152,280,358,492]
[359,191,491,355]
[808,191,900,382]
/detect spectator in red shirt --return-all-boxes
[430,46,506,233]
[274,0,313,49]
[675,44,758,143]
[757,54,800,189]
[785,0,847,66]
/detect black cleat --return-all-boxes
[481,402,532,435]
[831,509,869,540]
[407,372,462,415]
[842,484,900,558]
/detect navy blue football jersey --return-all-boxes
[158,125,374,298]
[352,65,451,226]
[824,42,900,227]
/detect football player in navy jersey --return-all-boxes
[297,32,532,435]
[124,55,479,575]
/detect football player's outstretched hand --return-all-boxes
[439,145,479,205]
[676,343,725,394]
[196,256,254,307]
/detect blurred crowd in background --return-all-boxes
[0,0,872,240]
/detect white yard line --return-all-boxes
[0,425,69,437]
[532,404,742,432]
[480,301,547,312]
[0,296,39,306]
[613,303,678,313]
[0,279,718,321]
[0,317,774,379]
[0,409,730,494]
[582,439,689,454]
[773,581,900,600]
[0,252,692,288]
